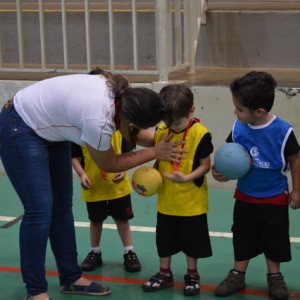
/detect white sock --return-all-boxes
[91,246,100,253]
[124,246,133,254]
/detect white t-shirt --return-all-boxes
[13,74,116,151]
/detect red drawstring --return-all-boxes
[169,118,200,171]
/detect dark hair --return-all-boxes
[121,87,166,128]
[89,67,130,99]
[89,67,166,128]
[88,67,105,75]
[230,71,277,112]
[159,84,194,126]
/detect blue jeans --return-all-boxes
[0,105,82,295]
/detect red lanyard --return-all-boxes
[168,118,199,171]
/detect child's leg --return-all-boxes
[160,256,172,272]
[81,200,107,271]
[114,218,141,272]
[184,256,200,296]
[114,218,132,248]
[266,257,280,273]
[89,221,103,249]
[80,221,103,271]
[233,260,249,272]
[186,256,197,272]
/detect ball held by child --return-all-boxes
[214,143,251,180]
[131,166,162,196]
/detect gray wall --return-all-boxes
[1,80,299,188]
[2,9,300,69]
[197,11,300,68]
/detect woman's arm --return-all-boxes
[86,134,186,173]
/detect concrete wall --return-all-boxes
[1,80,300,188]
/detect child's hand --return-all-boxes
[289,189,300,209]
[211,165,230,182]
[80,173,92,190]
[163,171,188,183]
[112,172,125,183]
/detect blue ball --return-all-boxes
[214,143,251,179]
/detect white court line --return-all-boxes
[2,216,300,243]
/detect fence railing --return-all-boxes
[0,0,206,82]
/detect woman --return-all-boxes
[0,71,185,300]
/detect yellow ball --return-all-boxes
[131,166,162,197]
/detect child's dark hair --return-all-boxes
[159,84,194,126]
[230,71,277,112]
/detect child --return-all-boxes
[142,84,214,296]
[212,71,300,300]
[71,130,141,273]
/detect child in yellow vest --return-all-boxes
[142,84,213,296]
[71,130,141,273]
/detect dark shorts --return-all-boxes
[156,212,212,258]
[86,194,133,222]
[232,200,291,262]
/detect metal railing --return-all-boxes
[0,0,206,82]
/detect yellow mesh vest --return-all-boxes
[81,131,132,202]
[154,122,209,216]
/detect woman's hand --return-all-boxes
[154,133,187,163]
[211,165,230,182]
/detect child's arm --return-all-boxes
[163,156,211,183]
[72,157,93,190]
[211,165,230,182]
[288,152,300,209]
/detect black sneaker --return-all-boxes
[267,273,289,300]
[215,269,245,297]
[142,272,174,292]
[81,251,102,271]
[123,250,141,272]
[184,273,200,296]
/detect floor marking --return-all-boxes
[1,266,300,298]
[0,215,23,229]
[1,216,300,243]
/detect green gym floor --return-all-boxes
[1,175,300,300]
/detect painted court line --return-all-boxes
[1,216,300,243]
[1,266,300,298]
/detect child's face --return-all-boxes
[232,96,257,124]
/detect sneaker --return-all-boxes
[142,272,174,292]
[215,270,246,297]
[184,273,200,296]
[60,281,111,296]
[81,251,102,271]
[267,273,289,300]
[123,250,141,272]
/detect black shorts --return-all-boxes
[86,195,133,222]
[156,212,212,258]
[232,200,291,262]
